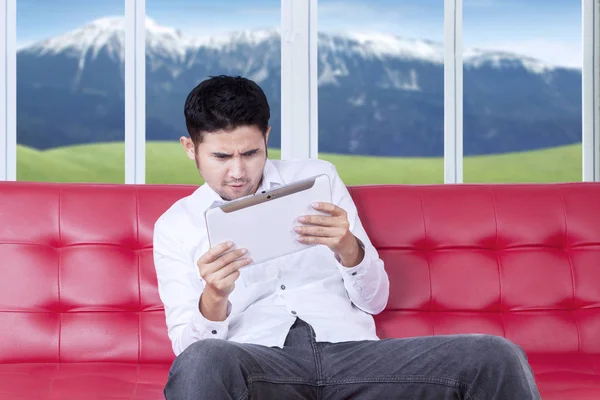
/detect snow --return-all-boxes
[463,48,555,73]
[344,32,445,64]
[20,16,562,78]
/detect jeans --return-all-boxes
[164,318,541,399]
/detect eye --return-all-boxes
[244,150,258,157]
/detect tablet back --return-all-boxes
[204,174,332,266]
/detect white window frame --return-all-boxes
[444,0,463,183]
[583,0,600,181]
[280,0,318,160]
[124,0,146,184]
[0,0,16,181]
[1,0,598,184]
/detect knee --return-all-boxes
[165,339,245,399]
[170,339,240,377]
[468,335,528,368]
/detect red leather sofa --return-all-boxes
[0,180,599,399]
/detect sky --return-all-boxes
[16,0,583,68]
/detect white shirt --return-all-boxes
[153,158,390,356]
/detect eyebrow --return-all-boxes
[212,149,260,157]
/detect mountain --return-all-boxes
[16,17,582,156]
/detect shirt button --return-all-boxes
[211,330,217,334]
[280,284,286,290]
[291,310,297,315]
[351,272,357,276]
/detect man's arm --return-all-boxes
[153,221,233,356]
[296,163,390,315]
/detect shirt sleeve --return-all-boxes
[153,220,232,356]
[328,163,390,315]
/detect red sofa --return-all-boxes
[1,180,599,399]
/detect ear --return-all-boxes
[264,126,271,146]
[180,136,196,161]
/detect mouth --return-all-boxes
[229,183,247,189]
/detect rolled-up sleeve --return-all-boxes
[329,164,390,315]
[153,220,232,356]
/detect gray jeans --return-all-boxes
[164,318,541,399]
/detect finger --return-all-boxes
[204,266,242,292]
[212,257,252,281]
[199,241,234,264]
[297,235,333,246]
[221,269,241,287]
[294,225,340,237]
[311,202,345,217]
[217,268,241,289]
[298,214,337,227]
[212,248,249,270]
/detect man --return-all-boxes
[153,75,541,399]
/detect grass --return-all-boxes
[15,141,583,185]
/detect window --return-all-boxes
[16,0,125,183]
[462,0,582,183]
[318,0,445,184]
[145,0,281,184]
[4,1,596,184]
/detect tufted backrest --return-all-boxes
[0,182,195,364]
[350,184,600,355]
[1,181,599,363]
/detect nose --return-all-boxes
[229,157,245,180]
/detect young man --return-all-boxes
[153,75,541,399]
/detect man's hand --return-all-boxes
[197,242,251,321]
[295,202,364,268]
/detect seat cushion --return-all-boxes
[2,356,600,399]
[529,354,600,400]
[0,363,170,399]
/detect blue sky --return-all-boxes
[16,0,582,68]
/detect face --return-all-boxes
[181,125,270,201]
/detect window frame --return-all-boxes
[583,0,600,181]
[124,0,146,184]
[1,0,598,183]
[0,0,16,181]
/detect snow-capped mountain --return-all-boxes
[21,17,559,79]
[17,17,581,156]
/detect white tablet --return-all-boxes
[204,174,332,266]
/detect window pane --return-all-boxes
[318,0,444,184]
[16,0,125,183]
[145,0,281,184]
[463,0,582,183]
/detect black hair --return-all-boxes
[183,75,270,146]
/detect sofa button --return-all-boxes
[291,310,297,315]
[280,284,286,290]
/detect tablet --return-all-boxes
[204,174,332,266]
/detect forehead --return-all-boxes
[199,126,264,151]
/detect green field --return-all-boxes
[15,141,582,185]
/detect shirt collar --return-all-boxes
[198,159,284,210]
